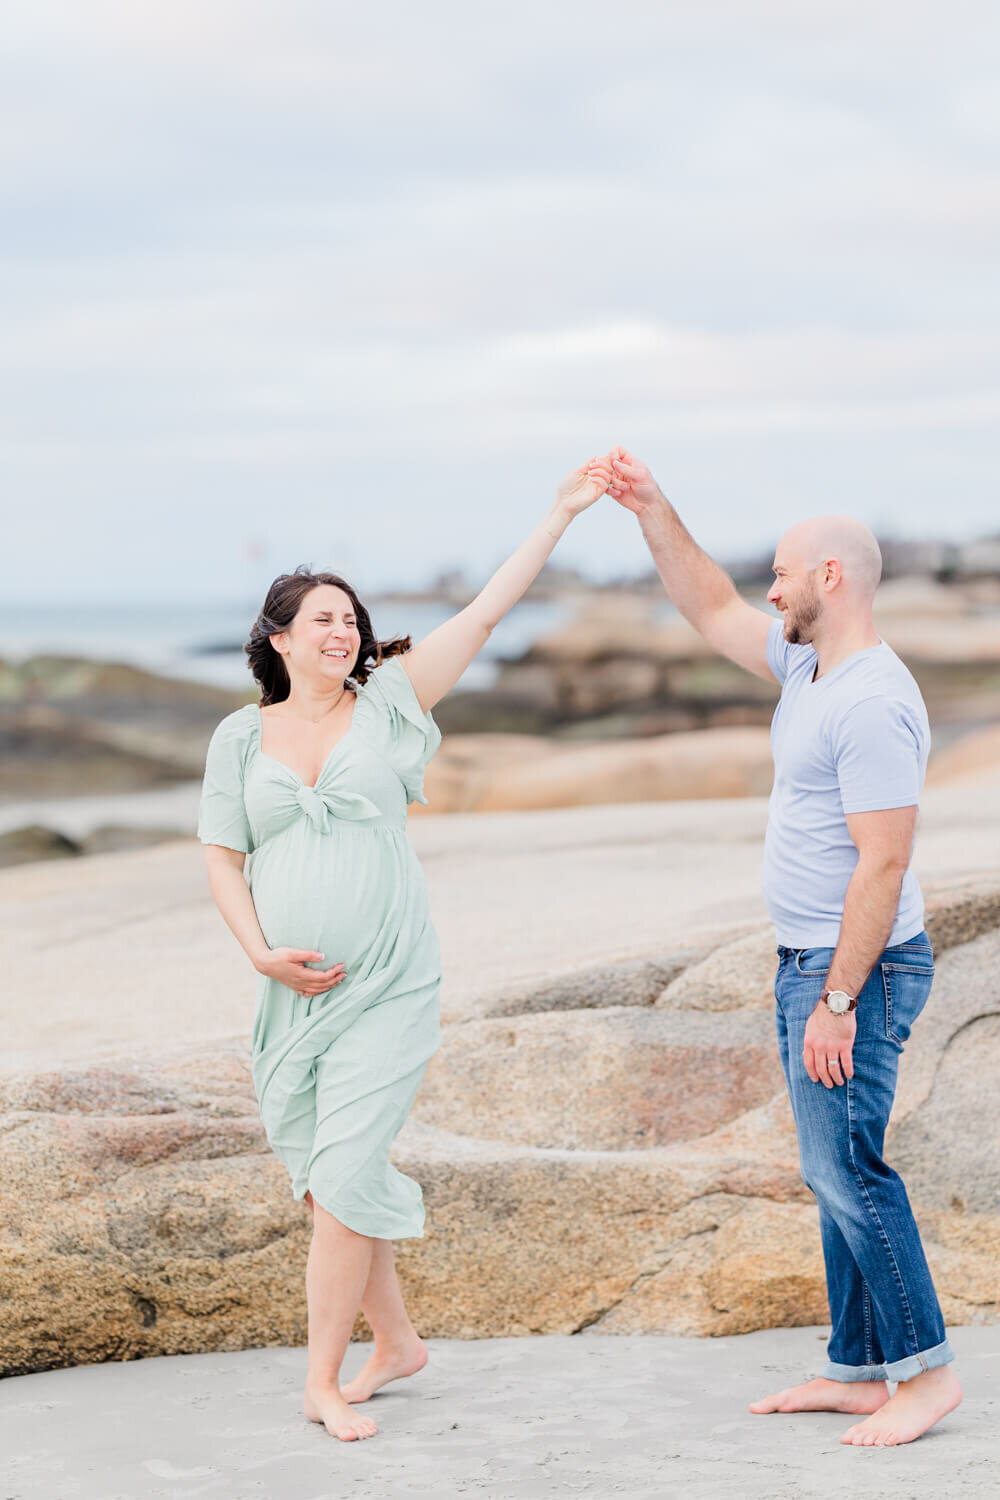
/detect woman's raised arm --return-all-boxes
[400,457,611,712]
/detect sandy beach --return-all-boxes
[3,1326,997,1498]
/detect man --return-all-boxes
[607,446,961,1447]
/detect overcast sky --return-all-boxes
[3,0,999,605]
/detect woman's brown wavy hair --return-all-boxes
[245,566,411,706]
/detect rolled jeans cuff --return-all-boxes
[821,1359,888,1383]
[885,1337,955,1384]
[821,1336,955,1385]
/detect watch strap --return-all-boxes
[821,988,858,1012]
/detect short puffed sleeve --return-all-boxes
[352,657,442,805]
[197,706,257,852]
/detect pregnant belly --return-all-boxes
[249,832,417,975]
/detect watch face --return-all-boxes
[827,991,850,1014]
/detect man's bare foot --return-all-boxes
[750,1376,889,1415]
[339,1336,429,1404]
[841,1364,961,1446]
[303,1381,378,1441]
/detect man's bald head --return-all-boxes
[776,515,883,601]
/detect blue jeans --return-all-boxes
[774,931,954,1383]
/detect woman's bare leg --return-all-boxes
[339,1238,428,1403]
[301,1197,378,1440]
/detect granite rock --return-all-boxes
[657,928,777,1013]
[420,726,775,813]
[1,849,998,1374]
[413,1008,786,1150]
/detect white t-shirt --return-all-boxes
[762,621,929,949]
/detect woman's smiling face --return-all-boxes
[275,584,363,685]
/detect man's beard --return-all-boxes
[784,585,821,644]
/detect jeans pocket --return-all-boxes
[880,960,934,1048]
[793,946,836,978]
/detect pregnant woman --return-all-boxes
[198,457,610,1442]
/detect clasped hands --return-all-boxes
[555,445,662,521]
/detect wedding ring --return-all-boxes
[827,1058,841,1067]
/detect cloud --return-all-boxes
[1,1,998,602]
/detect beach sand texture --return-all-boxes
[3,1325,998,1499]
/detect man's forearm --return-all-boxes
[638,494,741,634]
[826,856,908,997]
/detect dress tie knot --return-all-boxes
[293,782,380,831]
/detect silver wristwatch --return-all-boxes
[821,988,857,1015]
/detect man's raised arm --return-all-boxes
[609,447,776,683]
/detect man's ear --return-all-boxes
[822,558,843,592]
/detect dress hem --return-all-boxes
[293,1186,426,1242]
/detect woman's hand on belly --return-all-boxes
[256,946,347,998]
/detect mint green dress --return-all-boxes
[197,658,442,1239]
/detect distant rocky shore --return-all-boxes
[0,655,250,865]
[433,576,1000,740]
[0,655,247,792]
[2,575,999,860]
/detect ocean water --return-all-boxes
[0,598,576,691]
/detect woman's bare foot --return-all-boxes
[750,1376,889,1415]
[303,1381,378,1441]
[841,1364,961,1446]
[339,1336,429,1404]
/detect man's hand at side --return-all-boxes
[804,1003,856,1089]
